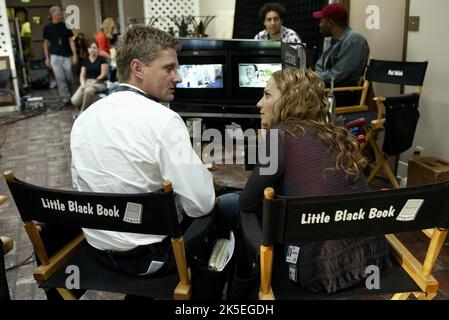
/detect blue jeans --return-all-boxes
[51,54,73,103]
[217,192,241,231]
[93,193,241,277]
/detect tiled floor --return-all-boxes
[0,89,448,300]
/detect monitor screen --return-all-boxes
[177,64,224,89]
[238,63,282,88]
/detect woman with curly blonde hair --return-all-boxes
[96,17,116,60]
[239,68,391,295]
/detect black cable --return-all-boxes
[5,252,35,271]
[0,100,73,127]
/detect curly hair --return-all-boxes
[269,68,367,180]
[258,2,286,22]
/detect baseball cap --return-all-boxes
[313,3,348,22]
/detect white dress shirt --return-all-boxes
[70,84,215,251]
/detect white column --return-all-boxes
[117,0,126,34]
[0,0,20,111]
[94,0,102,31]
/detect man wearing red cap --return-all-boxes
[313,3,369,99]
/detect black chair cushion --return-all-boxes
[270,249,420,300]
[41,241,179,299]
[382,94,420,156]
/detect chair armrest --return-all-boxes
[325,85,367,93]
[0,195,7,206]
[33,233,85,282]
[370,119,385,130]
[385,234,439,294]
[373,96,387,102]
[371,96,387,122]
[1,236,13,255]
[422,229,434,239]
[336,105,369,115]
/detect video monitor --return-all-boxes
[177,64,224,89]
[238,63,282,88]
[229,52,283,104]
[174,50,228,103]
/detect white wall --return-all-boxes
[403,0,449,163]
[350,0,407,97]
[199,0,235,39]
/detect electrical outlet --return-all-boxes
[408,16,420,32]
[414,146,424,157]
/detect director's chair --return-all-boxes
[0,235,13,302]
[342,60,428,188]
[4,170,191,300]
[241,181,449,300]
[1,194,13,301]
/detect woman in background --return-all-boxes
[96,18,116,60]
[72,32,88,78]
[240,68,391,294]
[71,40,109,113]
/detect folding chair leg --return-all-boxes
[422,229,448,276]
[367,162,383,182]
[422,229,434,239]
[55,288,78,300]
[171,237,191,300]
[413,292,437,300]
[367,139,400,189]
[381,160,400,189]
[0,236,13,254]
[0,195,7,205]
[391,292,411,300]
[258,245,274,300]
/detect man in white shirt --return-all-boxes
[254,2,301,44]
[70,25,234,277]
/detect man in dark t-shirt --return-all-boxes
[43,6,78,105]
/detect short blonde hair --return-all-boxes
[101,18,116,39]
[116,25,180,82]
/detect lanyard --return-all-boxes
[115,85,159,102]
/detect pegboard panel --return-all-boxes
[233,0,328,52]
[0,0,13,57]
[144,0,199,35]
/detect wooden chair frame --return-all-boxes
[258,186,448,300]
[4,170,191,300]
[325,79,371,115]
[1,196,14,301]
[0,196,13,254]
